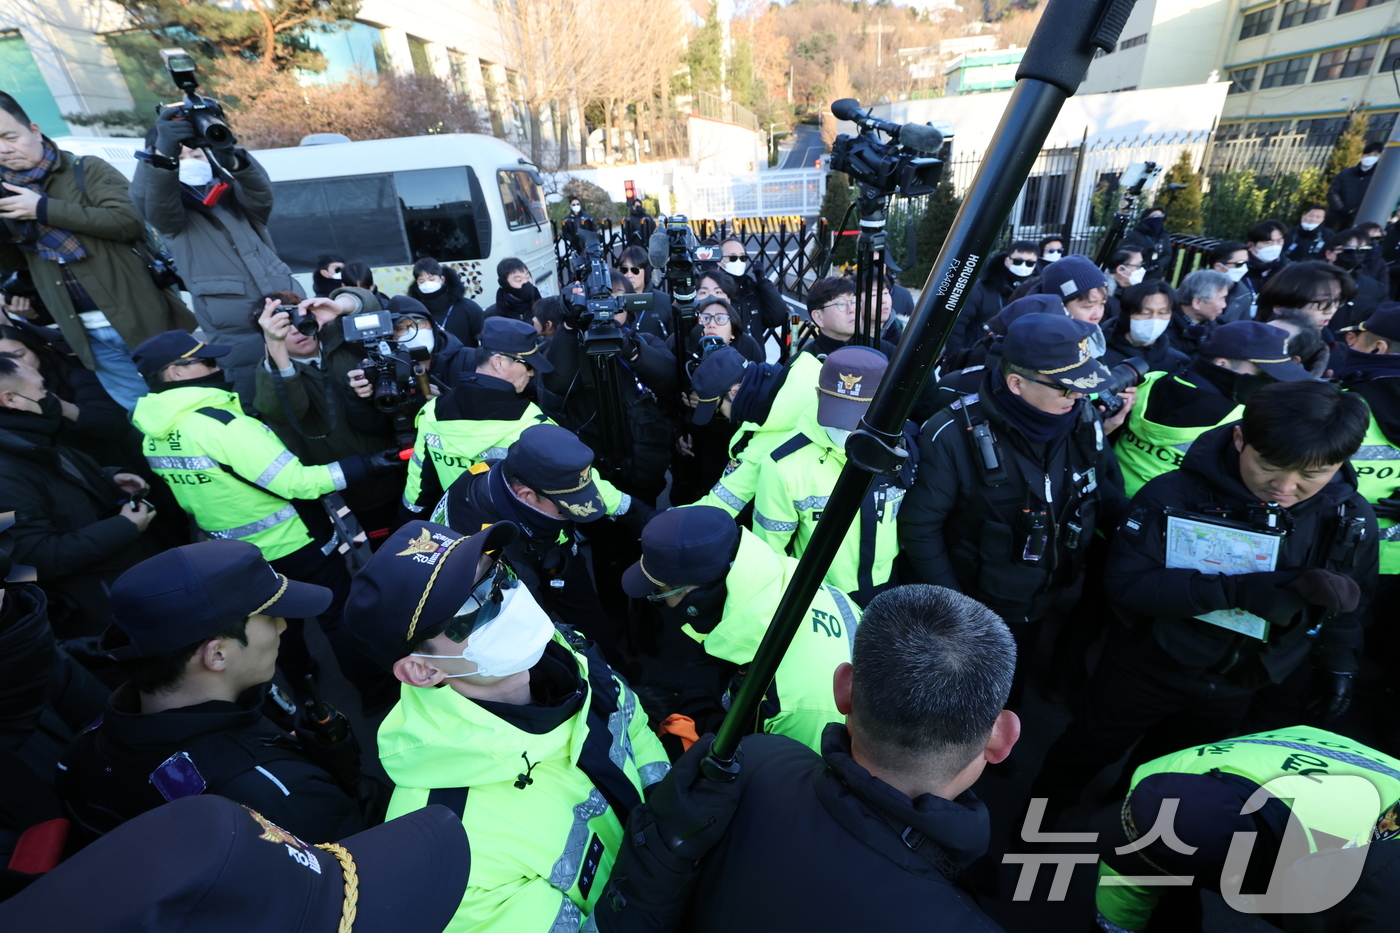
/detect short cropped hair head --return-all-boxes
[497,256,528,280]
[413,257,444,278]
[1208,241,1248,266]
[849,585,1015,786]
[609,270,633,294]
[1324,227,1366,252]
[316,253,345,272]
[700,267,738,298]
[1268,308,1326,363]
[1364,141,1384,156]
[1111,247,1143,268]
[116,618,250,695]
[341,261,374,290]
[1177,269,1232,305]
[1256,260,1356,321]
[1240,381,1369,470]
[1008,239,1039,256]
[532,295,565,332]
[1247,220,1287,245]
[806,276,857,315]
[1038,234,1064,251]
[619,245,649,270]
[0,92,32,127]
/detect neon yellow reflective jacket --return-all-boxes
[698,353,821,516]
[1115,371,1243,498]
[1349,411,1400,575]
[751,409,903,602]
[134,386,343,561]
[403,395,554,513]
[380,633,670,932]
[1096,726,1400,932]
[690,528,859,752]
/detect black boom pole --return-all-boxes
[707,0,1139,770]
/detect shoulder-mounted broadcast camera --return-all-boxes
[158,48,235,151]
[829,99,947,201]
[566,232,650,357]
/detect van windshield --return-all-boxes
[498,169,547,230]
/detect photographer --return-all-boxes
[616,245,671,338]
[251,294,404,541]
[132,103,302,406]
[0,92,194,412]
[408,257,483,348]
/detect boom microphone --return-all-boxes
[647,229,670,289]
[831,98,944,154]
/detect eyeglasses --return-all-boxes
[1218,260,1246,268]
[1016,374,1075,397]
[1008,258,1036,268]
[441,560,519,643]
[168,357,215,369]
[1303,297,1341,311]
[503,355,534,369]
[646,583,691,603]
[619,266,645,275]
[698,312,731,325]
[1118,262,1142,270]
[723,255,747,263]
[821,299,856,313]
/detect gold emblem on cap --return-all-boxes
[396,527,438,557]
[1064,372,1106,389]
[838,373,862,395]
[563,501,599,517]
[543,468,594,496]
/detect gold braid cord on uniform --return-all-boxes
[314,843,359,933]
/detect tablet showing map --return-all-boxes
[1164,512,1284,641]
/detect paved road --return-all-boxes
[780,124,825,170]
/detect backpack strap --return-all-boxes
[770,433,813,462]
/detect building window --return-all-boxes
[1119,33,1148,50]
[303,21,387,85]
[1337,0,1394,12]
[1383,38,1400,71]
[397,167,486,261]
[1259,55,1312,87]
[1228,66,1257,92]
[447,49,474,98]
[1239,7,1276,38]
[407,36,433,77]
[1279,0,1328,27]
[497,170,547,230]
[1315,42,1378,80]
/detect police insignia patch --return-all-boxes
[838,373,862,396]
[396,528,439,557]
[1065,372,1105,389]
[723,459,741,476]
[1374,801,1400,843]
[564,501,599,517]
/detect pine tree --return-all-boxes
[686,3,725,99]
[821,172,856,267]
[1157,151,1203,235]
[1203,171,1265,240]
[905,181,961,286]
[1320,110,1369,198]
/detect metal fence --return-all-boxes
[679,168,827,220]
[693,91,760,133]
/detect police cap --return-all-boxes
[622,506,738,598]
[503,424,607,522]
[481,317,553,373]
[1199,321,1311,381]
[691,346,748,426]
[1345,302,1400,343]
[131,330,231,377]
[1003,313,1113,392]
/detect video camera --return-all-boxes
[346,309,431,415]
[566,232,645,356]
[1093,356,1150,417]
[158,48,234,151]
[829,99,946,200]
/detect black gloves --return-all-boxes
[153,106,197,159]
[1227,570,1307,625]
[1289,568,1362,613]
[336,449,406,487]
[1304,669,1355,723]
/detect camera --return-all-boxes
[566,233,632,356]
[277,304,319,337]
[348,309,430,414]
[1093,356,1150,417]
[829,99,946,200]
[159,48,234,150]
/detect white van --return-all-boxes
[52,133,555,302]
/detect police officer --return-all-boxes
[1032,381,1378,812]
[1091,726,1400,933]
[130,330,401,710]
[0,795,469,933]
[900,313,1128,703]
[432,423,642,660]
[402,316,554,516]
[752,346,907,605]
[621,505,861,751]
[560,196,597,258]
[57,540,373,845]
[686,346,821,518]
[1117,321,1312,496]
[341,520,670,932]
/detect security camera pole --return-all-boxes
[707,0,1142,773]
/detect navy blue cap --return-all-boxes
[622,506,738,598]
[131,330,231,377]
[1345,302,1400,342]
[691,346,748,426]
[481,317,553,373]
[343,521,518,669]
[1041,254,1108,301]
[1199,321,1311,381]
[0,795,469,933]
[1003,313,1113,392]
[818,345,887,430]
[988,294,1068,337]
[504,424,607,522]
[101,540,331,659]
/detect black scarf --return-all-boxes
[990,368,1080,443]
[495,281,541,320]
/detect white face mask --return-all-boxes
[396,323,435,353]
[570,204,582,213]
[178,158,213,188]
[328,272,341,280]
[1042,250,1063,263]
[1008,261,1034,278]
[1255,243,1282,263]
[824,426,851,449]
[1224,264,1249,283]
[418,279,443,295]
[1129,317,1169,345]
[1361,156,1380,169]
[722,259,747,277]
[414,584,555,679]
[1300,221,1320,232]
[1126,267,1146,286]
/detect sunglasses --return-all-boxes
[698,312,731,325]
[646,583,691,603]
[619,266,645,275]
[1019,374,1076,397]
[168,357,215,369]
[723,255,747,263]
[1008,259,1036,268]
[441,560,519,643]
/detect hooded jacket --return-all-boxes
[1104,424,1377,686]
[949,252,1019,352]
[0,408,152,635]
[378,634,669,932]
[408,267,485,348]
[682,724,1002,933]
[58,682,364,845]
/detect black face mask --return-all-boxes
[1333,248,1365,272]
[655,579,729,626]
[1232,373,1275,405]
[157,369,234,394]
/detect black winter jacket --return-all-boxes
[1327,164,1374,230]
[58,682,366,845]
[1123,221,1174,280]
[684,726,1002,933]
[1104,424,1376,687]
[1284,224,1333,262]
[899,371,1128,621]
[948,254,1018,351]
[724,267,786,344]
[407,267,485,348]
